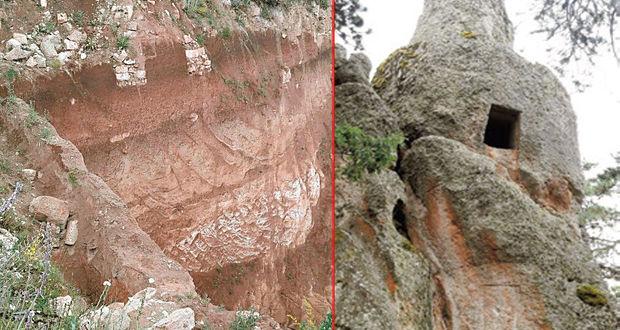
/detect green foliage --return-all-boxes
[580,154,620,281]
[36,21,56,34]
[71,10,85,26]
[229,309,259,330]
[196,34,205,45]
[260,4,272,20]
[84,37,97,51]
[116,36,130,50]
[221,26,232,39]
[4,68,17,84]
[231,0,251,9]
[49,58,62,69]
[25,104,42,128]
[67,170,79,187]
[39,127,52,142]
[0,221,77,328]
[298,312,331,330]
[184,0,209,18]
[318,312,331,330]
[576,284,608,306]
[0,159,10,174]
[336,124,404,181]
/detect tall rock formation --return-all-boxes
[1,0,331,326]
[337,0,618,329]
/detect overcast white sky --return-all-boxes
[340,0,620,174]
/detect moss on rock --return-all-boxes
[576,284,609,307]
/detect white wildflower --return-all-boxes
[103,280,111,287]
[148,277,155,284]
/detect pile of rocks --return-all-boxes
[112,49,147,87]
[2,12,88,69]
[29,195,77,247]
[183,35,212,76]
[80,288,195,330]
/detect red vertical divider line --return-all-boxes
[330,0,337,328]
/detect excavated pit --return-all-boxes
[13,30,331,323]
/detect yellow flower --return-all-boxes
[24,239,39,261]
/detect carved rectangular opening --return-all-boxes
[483,105,520,149]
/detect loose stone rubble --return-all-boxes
[183,35,212,76]
[80,288,195,330]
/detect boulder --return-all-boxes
[63,39,79,50]
[66,30,86,43]
[5,38,21,51]
[335,83,400,137]
[336,52,372,85]
[21,168,37,180]
[12,33,28,44]
[29,196,69,227]
[4,47,31,61]
[64,220,78,245]
[152,307,195,329]
[80,288,195,329]
[41,35,60,58]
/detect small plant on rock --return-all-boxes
[71,10,85,26]
[230,308,260,330]
[220,26,232,39]
[335,124,404,181]
[116,35,130,50]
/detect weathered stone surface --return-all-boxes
[41,35,61,58]
[5,38,21,51]
[29,195,69,227]
[33,54,47,68]
[336,50,372,85]
[67,30,86,43]
[63,39,79,50]
[64,220,78,245]
[21,168,37,181]
[152,307,195,329]
[336,0,617,329]
[5,47,32,61]
[335,46,399,137]
[336,171,432,329]
[81,288,195,330]
[401,136,617,329]
[12,33,28,44]
[375,0,584,196]
[184,47,211,75]
[57,13,68,24]
[336,83,400,137]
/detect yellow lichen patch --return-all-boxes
[460,31,477,39]
[576,284,608,306]
[372,76,387,90]
[371,43,421,91]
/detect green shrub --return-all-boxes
[221,26,232,39]
[231,0,251,9]
[36,21,56,34]
[196,34,205,45]
[336,124,404,181]
[49,58,62,69]
[71,10,85,26]
[229,309,259,330]
[184,0,208,17]
[116,36,130,50]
